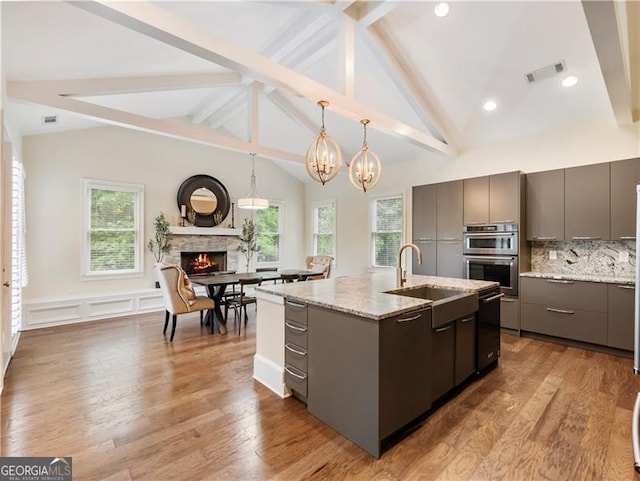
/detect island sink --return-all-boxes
[388,286,479,328]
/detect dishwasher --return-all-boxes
[477,287,503,373]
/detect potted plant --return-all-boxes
[148,212,172,264]
[237,218,260,272]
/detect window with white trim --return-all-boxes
[255,202,283,264]
[312,199,336,258]
[370,193,404,268]
[82,179,144,278]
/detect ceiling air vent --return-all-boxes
[42,115,57,125]
[525,61,565,84]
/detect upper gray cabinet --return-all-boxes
[526,169,565,241]
[565,163,610,241]
[412,184,437,241]
[610,157,640,240]
[463,172,521,226]
[437,180,463,240]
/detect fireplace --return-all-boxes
[181,251,227,276]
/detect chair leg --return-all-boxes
[209,310,214,335]
[200,310,204,326]
[163,310,170,334]
[170,314,177,342]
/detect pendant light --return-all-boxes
[349,119,382,193]
[305,100,342,185]
[238,153,268,210]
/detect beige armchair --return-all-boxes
[154,264,215,341]
[305,255,333,280]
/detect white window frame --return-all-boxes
[311,199,336,260]
[369,192,405,269]
[254,200,284,267]
[81,179,144,279]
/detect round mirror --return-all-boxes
[190,187,217,215]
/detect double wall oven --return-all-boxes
[463,223,519,297]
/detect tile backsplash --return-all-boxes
[531,240,635,278]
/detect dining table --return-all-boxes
[191,269,323,333]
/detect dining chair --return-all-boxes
[256,266,278,284]
[154,264,215,341]
[224,277,262,334]
[280,273,300,283]
[305,255,333,280]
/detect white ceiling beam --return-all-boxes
[248,83,260,144]
[209,90,247,129]
[338,16,356,99]
[70,0,455,157]
[625,1,639,121]
[581,0,633,125]
[268,91,318,138]
[189,88,242,125]
[357,1,398,28]
[8,81,303,164]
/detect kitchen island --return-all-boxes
[253,272,499,457]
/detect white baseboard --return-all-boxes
[253,353,290,398]
[23,289,165,330]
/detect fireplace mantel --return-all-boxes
[169,226,240,236]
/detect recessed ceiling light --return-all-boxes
[434,2,450,17]
[483,100,497,112]
[561,75,579,88]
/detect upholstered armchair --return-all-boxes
[305,255,334,280]
[154,264,215,341]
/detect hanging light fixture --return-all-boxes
[349,119,382,193]
[305,100,342,185]
[238,153,268,210]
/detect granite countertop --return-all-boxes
[520,271,635,285]
[256,272,498,320]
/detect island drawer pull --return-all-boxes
[285,366,307,380]
[547,279,574,284]
[285,300,306,309]
[435,325,453,332]
[633,393,640,473]
[482,293,505,303]
[532,236,557,241]
[546,307,575,315]
[285,343,307,356]
[285,321,307,332]
[619,285,635,290]
[396,314,421,323]
[460,316,474,323]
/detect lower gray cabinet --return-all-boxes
[500,297,519,330]
[437,240,463,278]
[307,305,432,458]
[608,283,634,351]
[432,322,455,401]
[455,315,476,385]
[413,239,436,276]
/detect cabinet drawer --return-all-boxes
[500,297,519,330]
[285,342,308,371]
[285,364,308,397]
[285,299,308,325]
[607,283,635,351]
[521,303,607,345]
[285,320,308,348]
[520,277,606,313]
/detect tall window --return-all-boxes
[312,200,335,258]
[255,202,283,264]
[82,179,144,278]
[10,149,27,345]
[371,194,404,267]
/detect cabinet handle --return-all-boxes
[500,297,516,303]
[532,236,557,241]
[571,236,601,240]
[492,219,515,223]
[460,316,474,323]
[285,321,307,332]
[632,393,640,473]
[417,238,434,241]
[547,279,574,284]
[285,300,306,309]
[440,237,459,241]
[284,366,307,380]
[482,293,505,303]
[620,236,636,240]
[285,343,307,356]
[546,307,575,315]
[618,285,635,290]
[396,314,422,323]
[435,325,453,332]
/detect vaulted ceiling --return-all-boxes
[3,1,639,180]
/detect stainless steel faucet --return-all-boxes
[397,243,422,287]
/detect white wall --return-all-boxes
[22,126,305,300]
[305,118,640,275]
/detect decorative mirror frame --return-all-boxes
[176,175,231,227]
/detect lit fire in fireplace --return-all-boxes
[190,254,217,273]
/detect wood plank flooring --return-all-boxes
[2,311,640,480]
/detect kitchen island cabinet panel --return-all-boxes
[455,315,476,386]
[432,322,454,401]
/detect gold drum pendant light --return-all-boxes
[349,119,382,193]
[305,100,342,185]
[238,153,268,210]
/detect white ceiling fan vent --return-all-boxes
[42,115,58,125]
[525,61,566,84]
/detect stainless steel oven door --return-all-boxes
[464,255,518,297]
[463,231,519,256]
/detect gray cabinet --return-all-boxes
[608,283,635,351]
[526,169,565,241]
[463,176,489,225]
[437,240,463,278]
[455,315,476,385]
[437,180,463,240]
[307,305,432,458]
[431,322,454,401]
[490,171,521,224]
[413,184,437,241]
[412,239,436,276]
[284,300,308,400]
[565,163,610,240]
[500,297,519,330]
[610,157,640,240]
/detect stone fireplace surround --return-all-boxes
[164,234,241,273]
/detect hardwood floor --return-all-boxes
[2,311,640,480]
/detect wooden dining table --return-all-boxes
[191,269,323,333]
